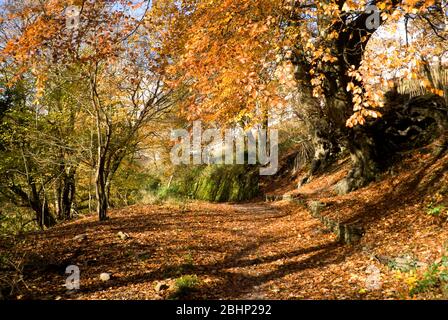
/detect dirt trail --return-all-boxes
[13,200,368,300]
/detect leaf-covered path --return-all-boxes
[17,201,364,300]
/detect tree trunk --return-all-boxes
[91,64,111,222]
[298,133,334,187]
[95,156,109,221]
[61,170,76,219]
[32,197,55,229]
[31,182,55,228]
[335,128,378,194]
[95,146,109,221]
[317,10,384,193]
[56,169,76,220]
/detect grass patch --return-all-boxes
[169,275,201,299]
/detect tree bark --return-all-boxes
[11,182,56,229]
[313,7,387,193]
[335,128,378,194]
[95,151,109,221]
[56,168,76,220]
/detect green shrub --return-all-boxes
[170,275,201,299]
[108,162,161,208]
[426,205,446,217]
[146,176,162,191]
[156,185,184,200]
[410,256,448,297]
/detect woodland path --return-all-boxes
[12,200,397,300]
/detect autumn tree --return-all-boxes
[158,0,447,192]
[1,0,177,220]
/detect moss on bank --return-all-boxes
[147,164,260,203]
[192,165,259,202]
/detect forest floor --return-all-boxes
[3,147,448,300]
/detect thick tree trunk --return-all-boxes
[335,128,379,194]
[298,133,334,187]
[292,0,412,194]
[290,52,341,187]
[313,10,382,193]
